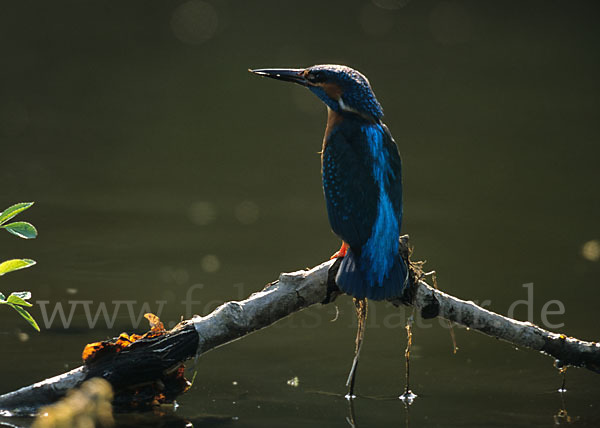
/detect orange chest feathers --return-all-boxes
[322,107,343,158]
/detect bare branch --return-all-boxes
[1,239,598,413]
[411,280,600,372]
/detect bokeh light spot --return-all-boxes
[286,376,300,387]
[189,201,217,225]
[171,0,218,45]
[582,240,600,262]
[235,201,260,225]
[201,254,220,272]
[429,1,471,45]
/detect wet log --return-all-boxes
[0,236,598,414]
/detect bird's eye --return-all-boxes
[306,71,326,83]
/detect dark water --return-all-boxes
[1,1,599,426]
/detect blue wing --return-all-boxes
[322,124,378,251]
[323,120,406,300]
[380,123,403,227]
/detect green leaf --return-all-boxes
[0,202,34,226]
[0,292,5,301]
[0,259,36,276]
[7,293,32,307]
[1,222,37,239]
[10,291,32,300]
[8,303,40,332]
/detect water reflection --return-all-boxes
[553,371,579,425]
[346,397,357,427]
[114,411,231,428]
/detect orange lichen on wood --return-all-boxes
[145,312,165,334]
[78,313,195,410]
[81,313,166,364]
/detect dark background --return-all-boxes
[1,1,599,426]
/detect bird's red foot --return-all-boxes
[330,241,349,260]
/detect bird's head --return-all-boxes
[250,64,383,121]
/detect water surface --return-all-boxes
[1,1,599,426]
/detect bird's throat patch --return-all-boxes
[318,82,343,100]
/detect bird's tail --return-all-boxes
[336,248,408,301]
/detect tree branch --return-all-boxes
[1,236,598,413]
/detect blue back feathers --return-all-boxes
[359,124,400,286]
[321,117,407,300]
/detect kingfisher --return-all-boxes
[250,65,408,397]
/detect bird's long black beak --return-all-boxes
[249,68,308,86]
